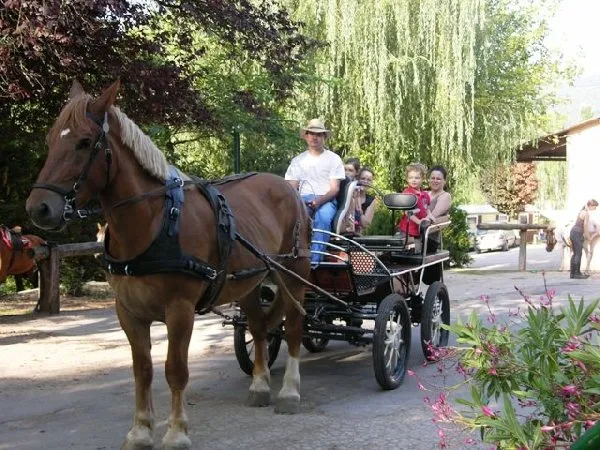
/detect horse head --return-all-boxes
[545,226,557,252]
[26,80,122,230]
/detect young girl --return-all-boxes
[397,163,430,238]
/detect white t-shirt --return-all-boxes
[285,149,345,196]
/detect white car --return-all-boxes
[475,229,511,253]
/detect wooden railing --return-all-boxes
[476,223,549,271]
[32,242,104,314]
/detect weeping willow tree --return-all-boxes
[283,0,484,188]
[283,0,567,199]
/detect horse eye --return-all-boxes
[76,138,92,150]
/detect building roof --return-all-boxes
[458,204,499,215]
[516,116,600,162]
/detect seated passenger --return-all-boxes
[285,119,345,263]
[352,167,377,235]
[425,165,452,253]
[397,163,430,240]
[344,157,361,180]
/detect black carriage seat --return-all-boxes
[382,193,418,210]
[351,194,419,251]
[332,178,359,235]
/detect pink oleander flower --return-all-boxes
[560,384,581,396]
[480,294,489,302]
[488,367,498,376]
[540,425,555,432]
[486,344,499,356]
[574,360,587,372]
[589,314,600,324]
[565,402,581,419]
[562,337,580,353]
[407,369,415,376]
[482,405,495,417]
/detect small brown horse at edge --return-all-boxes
[0,225,45,289]
[26,80,311,450]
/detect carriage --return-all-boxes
[228,187,451,390]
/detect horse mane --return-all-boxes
[112,107,168,181]
[49,94,169,181]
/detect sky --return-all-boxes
[546,0,600,76]
[545,0,600,121]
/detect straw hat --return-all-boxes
[300,118,332,138]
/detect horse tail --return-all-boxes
[265,270,307,330]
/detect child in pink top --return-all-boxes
[397,163,430,237]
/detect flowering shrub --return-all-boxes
[427,283,600,449]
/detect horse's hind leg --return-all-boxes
[275,277,306,414]
[116,301,155,450]
[243,286,271,407]
[162,301,195,450]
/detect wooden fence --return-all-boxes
[32,242,104,314]
[476,223,549,271]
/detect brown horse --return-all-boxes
[26,80,311,450]
[0,225,45,287]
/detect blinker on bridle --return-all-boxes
[32,112,112,223]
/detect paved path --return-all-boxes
[0,270,598,450]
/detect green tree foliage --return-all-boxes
[282,0,570,200]
[0,0,316,226]
[283,0,485,184]
[442,206,473,268]
[536,161,567,210]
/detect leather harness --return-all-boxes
[102,169,304,315]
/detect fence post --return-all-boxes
[518,229,528,271]
[36,245,60,314]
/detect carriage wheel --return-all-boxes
[233,319,282,376]
[302,334,330,353]
[420,281,450,360]
[302,318,331,353]
[372,294,411,390]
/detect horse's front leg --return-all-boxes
[162,301,195,450]
[276,278,305,414]
[116,300,155,450]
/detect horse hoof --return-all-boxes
[162,430,192,450]
[274,396,300,414]
[121,427,153,450]
[247,390,270,407]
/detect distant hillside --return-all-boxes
[555,72,600,125]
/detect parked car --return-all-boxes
[475,229,512,253]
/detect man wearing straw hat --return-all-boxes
[285,118,345,263]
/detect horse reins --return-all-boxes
[31,112,112,223]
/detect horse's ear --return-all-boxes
[90,79,121,115]
[70,80,85,99]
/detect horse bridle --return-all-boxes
[32,112,112,222]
